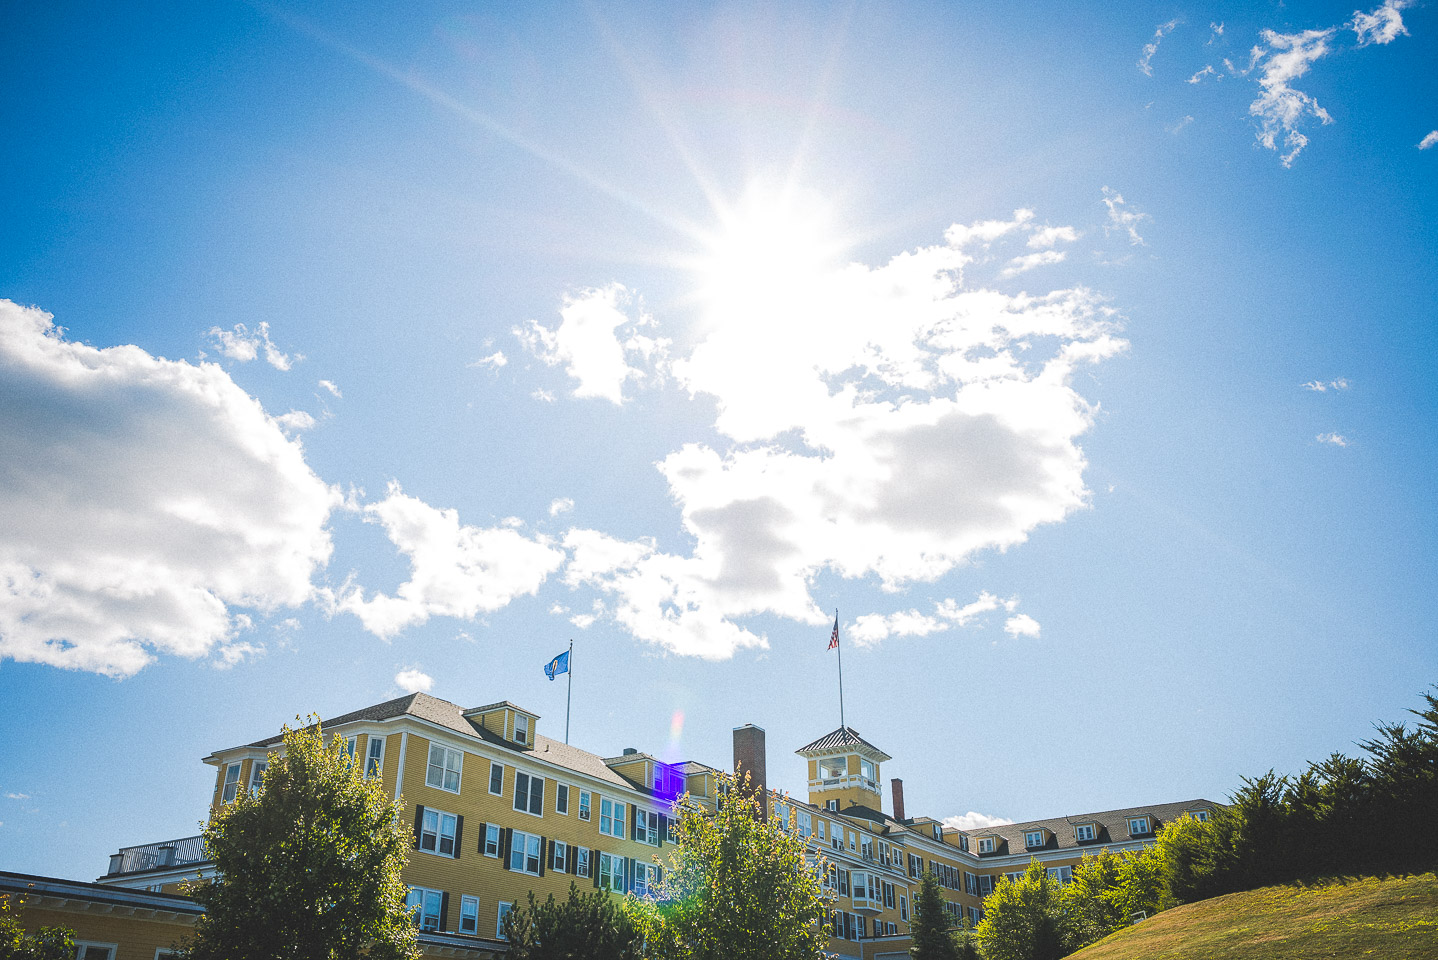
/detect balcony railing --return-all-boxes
[106,836,207,876]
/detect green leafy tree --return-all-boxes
[0,894,73,960]
[183,717,418,960]
[974,859,1073,960]
[630,774,831,960]
[908,871,958,960]
[1060,849,1127,948]
[500,883,641,960]
[1151,813,1218,905]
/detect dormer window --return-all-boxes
[1191,809,1210,823]
[959,834,969,851]
[1024,830,1045,849]
[1128,817,1151,835]
[977,837,995,854]
[1075,823,1096,842]
[514,714,529,745]
[933,824,942,841]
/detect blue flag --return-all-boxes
[544,649,569,681]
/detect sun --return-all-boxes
[691,179,849,314]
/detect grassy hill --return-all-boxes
[1068,872,1438,960]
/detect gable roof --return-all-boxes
[796,726,893,761]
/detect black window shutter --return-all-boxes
[477,822,487,854]
[624,857,633,893]
[412,805,425,849]
[658,812,668,844]
[439,891,450,931]
[567,845,577,874]
[500,828,513,870]
[538,837,547,877]
[592,854,601,888]
[453,816,463,858]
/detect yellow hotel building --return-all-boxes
[88,691,1217,960]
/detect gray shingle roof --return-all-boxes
[795,726,893,761]
[959,798,1220,857]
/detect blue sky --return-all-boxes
[1,0,1434,880]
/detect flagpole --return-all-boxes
[835,609,846,730]
[564,639,573,745]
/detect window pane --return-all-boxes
[529,778,543,815]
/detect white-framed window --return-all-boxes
[405,887,443,931]
[426,743,462,793]
[798,811,813,838]
[968,906,982,925]
[343,736,357,761]
[248,760,267,794]
[514,771,545,816]
[1005,871,1025,883]
[551,840,568,872]
[859,758,877,781]
[1025,830,1045,848]
[600,797,625,838]
[977,874,994,895]
[578,790,591,821]
[1076,823,1096,842]
[155,950,181,960]
[848,831,856,851]
[1192,809,1210,822]
[483,823,500,858]
[900,893,908,921]
[818,756,846,779]
[489,761,504,795]
[775,801,789,828]
[633,861,655,897]
[75,944,116,960]
[977,837,995,854]
[1128,817,1151,835]
[509,830,542,875]
[633,807,660,845]
[556,783,569,815]
[496,902,512,939]
[817,819,827,840]
[577,846,591,878]
[366,736,385,778]
[420,808,458,857]
[514,714,529,745]
[221,764,241,803]
[826,798,840,812]
[459,895,479,934]
[959,834,969,851]
[598,853,624,893]
[1047,866,1074,884]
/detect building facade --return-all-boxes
[98,692,1216,960]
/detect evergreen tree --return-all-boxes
[182,718,418,960]
[908,871,958,960]
[0,894,73,960]
[630,773,830,960]
[501,883,641,960]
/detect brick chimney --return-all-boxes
[732,724,767,820]
[891,778,907,822]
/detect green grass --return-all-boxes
[1069,872,1438,960]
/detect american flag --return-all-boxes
[828,614,839,650]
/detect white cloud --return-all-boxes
[1209,22,1225,42]
[1351,0,1411,46]
[1248,27,1337,167]
[206,321,296,371]
[1102,188,1149,246]
[1168,115,1195,134]
[1188,66,1217,84]
[1001,250,1066,278]
[532,388,555,403]
[1419,131,1438,150]
[944,811,1015,831]
[1027,225,1079,250]
[4,792,30,800]
[557,208,1125,660]
[549,497,575,517]
[334,483,566,637]
[1317,432,1349,446]
[849,592,1010,647]
[0,301,336,678]
[945,209,1034,248]
[318,379,342,398]
[1138,19,1181,77]
[214,641,265,668]
[570,613,597,629]
[469,351,507,370]
[515,284,669,404]
[1302,378,1350,391]
[275,410,317,432]
[395,668,434,693]
[1004,613,1042,638]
